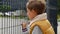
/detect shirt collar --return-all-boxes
[29,13,47,26]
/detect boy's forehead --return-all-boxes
[26,2,29,7]
[26,2,29,6]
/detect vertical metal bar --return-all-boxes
[46,0,57,34]
[2,1,3,34]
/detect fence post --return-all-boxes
[46,0,57,34]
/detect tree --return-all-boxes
[0,5,11,12]
[58,0,60,15]
[0,5,11,16]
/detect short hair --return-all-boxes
[26,1,46,15]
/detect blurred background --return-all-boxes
[57,0,60,21]
[0,0,60,34]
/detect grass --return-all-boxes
[57,15,60,19]
[57,15,60,22]
[58,18,60,22]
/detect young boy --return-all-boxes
[22,1,55,34]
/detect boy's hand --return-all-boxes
[21,23,27,29]
[21,23,27,32]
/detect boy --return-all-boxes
[22,1,55,34]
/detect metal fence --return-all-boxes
[0,0,58,34]
[0,0,28,34]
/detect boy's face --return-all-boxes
[27,8,37,20]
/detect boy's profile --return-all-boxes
[21,1,55,34]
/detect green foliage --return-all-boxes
[57,0,60,19]
[0,5,11,12]
[57,0,60,15]
[58,0,60,6]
